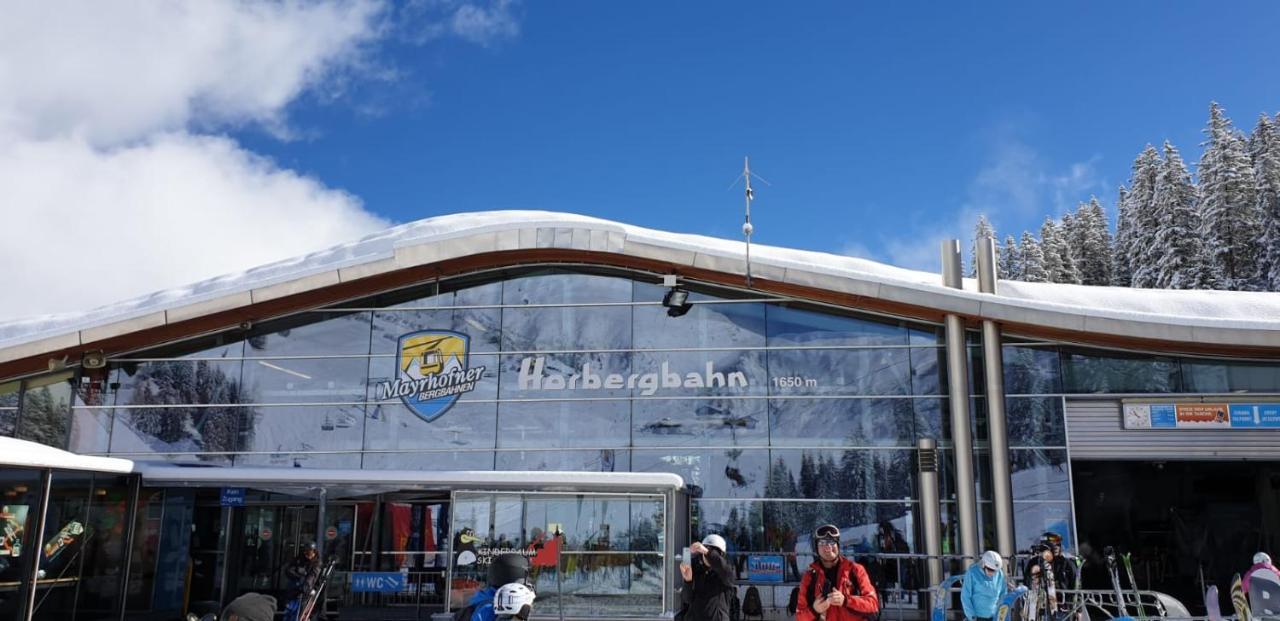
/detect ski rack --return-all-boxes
[929,576,1221,621]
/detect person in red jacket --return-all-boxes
[796,524,879,621]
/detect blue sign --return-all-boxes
[1229,404,1280,428]
[1149,404,1178,428]
[338,519,353,535]
[351,572,407,593]
[747,555,785,582]
[376,330,486,423]
[220,488,245,507]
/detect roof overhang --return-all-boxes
[0,436,134,473]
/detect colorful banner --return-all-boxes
[747,555,785,582]
[1123,402,1280,429]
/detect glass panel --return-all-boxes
[1006,397,1066,447]
[362,450,494,470]
[769,398,915,447]
[1060,349,1181,394]
[112,342,248,459]
[71,475,135,619]
[246,312,371,356]
[913,398,944,442]
[502,273,632,352]
[1003,345,1063,395]
[769,348,911,396]
[1181,359,1280,393]
[494,449,628,472]
[1013,501,1074,553]
[632,449,767,499]
[234,447,361,469]
[0,380,20,437]
[630,349,765,398]
[1010,449,1071,502]
[500,352,632,400]
[909,347,943,396]
[17,373,73,449]
[768,449,914,501]
[241,357,368,404]
[0,468,44,607]
[766,304,907,347]
[634,283,766,350]
[32,471,92,620]
[633,399,768,447]
[497,400,629,448]
[692,500,764,560]
[236,404,364,466]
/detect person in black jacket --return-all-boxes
[679,534,737,621]
[283,542,321,621]
[1021,532,1075,605]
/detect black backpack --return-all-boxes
[742,585,764,620]
[786,586,800,616]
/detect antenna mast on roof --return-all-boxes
[730,157,769,288]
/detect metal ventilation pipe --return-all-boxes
[976,236,1016,560]
[918,438,945,594]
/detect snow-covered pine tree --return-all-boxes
[1040,217,1080,283]
[1127,146,1163,288]
[1249,113,1280,290]
[1061,211,1082,273]
[1020,231,1048,282]
[1000,234,1021,280]
[1075,197,1114,285]
[1151,141,1215,289]
[969,214,996,277]
[1199,102,1262,290]
[1111,186,1133,286]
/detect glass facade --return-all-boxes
[7,265,1280,616]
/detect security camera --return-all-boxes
[82,350,107,369]
[47,355,68,372]
[238,321,253,331]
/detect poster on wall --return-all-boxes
[0,505,29,557]
[1123,402,1280,429]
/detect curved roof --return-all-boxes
[3,210,1280,367]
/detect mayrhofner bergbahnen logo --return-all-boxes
[378,330,485,422]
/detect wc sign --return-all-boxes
[351,572,407,593]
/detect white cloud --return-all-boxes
[400,0,522,47]
[0,1,410,320]
[881,129,1106,271]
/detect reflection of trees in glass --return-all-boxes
[1061,350,1180,393]
[18,385,70,448]
[127,361,255,455]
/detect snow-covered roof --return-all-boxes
[0,436,134,473]
[3,209,1280,365]
[136,463,684,495]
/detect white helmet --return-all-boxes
[981,550,1003,571]
[494,582,536,620]
[1256,552,1272,565]
[702,534,727,554]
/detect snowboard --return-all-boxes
[42,520,84,563]
[930,573,965,621]
[1249,567,1280,619]
[1205,586,1224,621]
[1233,573,1254,621]
[299,556,339,621]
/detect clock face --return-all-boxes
[1123,404,1152,429]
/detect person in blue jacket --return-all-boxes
[961,550,1007,621]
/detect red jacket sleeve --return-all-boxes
[796,570,817,621]
[844,562,880,615]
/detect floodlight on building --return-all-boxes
[662,288,692,317]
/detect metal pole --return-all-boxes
[977,237,1016,560]
[917,439,945,601]
[218,505,233,609]
[116,474,142,621]
[23,469,54,621]
[941,239,980,563]
[316,487,328,559]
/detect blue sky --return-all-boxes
[246,2,1280,270]
[3,1,1279,318]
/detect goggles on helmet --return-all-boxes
[816,524,840,539]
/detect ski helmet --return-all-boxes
[488,552,530,587]
[812,524,840,556]
[493,582,537,620]
[981,550,1003,571]
[702,534,727,554]
[1256,552,1272,565]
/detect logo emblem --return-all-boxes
[377,330,485,422]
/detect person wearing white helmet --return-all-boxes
[961,551,1007,621]
[678,533,736,621]
[1244,551,1278,594]
[493,582,537,620]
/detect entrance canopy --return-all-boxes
[0,436,133,473]
[134,463,685,498]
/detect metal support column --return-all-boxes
[977,236,1016,560]
[917,439,945,596]
[316,487,328,558]
[22,469,54,621]
[116,473,142,621]
[941,239,979,563]
[217,504,233,609]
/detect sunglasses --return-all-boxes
[816,525,840,539]
[817,538,840,548]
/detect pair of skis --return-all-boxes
[1103,547,1146,621]
[297,556,339,621]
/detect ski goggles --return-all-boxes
[816,524,840,539]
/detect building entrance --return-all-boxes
[1072,460,1280,614]
[226,503,356,603]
